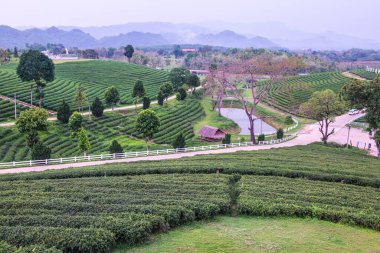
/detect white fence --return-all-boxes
[260,117,299,135]
[0,135,295,168]
[365,66,380,73]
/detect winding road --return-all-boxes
[1,112,375,175]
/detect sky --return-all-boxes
[1,0,379,41]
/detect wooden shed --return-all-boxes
[198,125,226,142]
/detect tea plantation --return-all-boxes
[262,72,352,113]
[0,60,169,112]
[350,69,379,80]
[0,144,379,252]
[0,100,27,122]
[0,99,205,162]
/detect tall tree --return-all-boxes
[124,45,135,63]
[91,97,104,117]
[187,74,200,92]
[13,47,18,58]
[172,45,183,58]
[74,85,87,112]
[77,128,90,156]
[160,82,174,101]
[68,112,83,133]
[169,68,191,90]
[299,89,345,144]
[135,109,160,151]
[105,86,120,111]
[132,80,145,98]
[57,100,71,124]
[17,50,55,107]
[212,56,302,143]
[342,78,380,158]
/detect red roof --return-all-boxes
[198,125,225,140]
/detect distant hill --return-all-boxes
[0,26,98,48]
[99,31,168,48]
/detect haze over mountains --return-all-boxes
[1,21,380,50]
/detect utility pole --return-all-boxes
[88,99,91,121]
[346,125,351,148]
[14,93,17,120]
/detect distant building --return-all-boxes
[182,48,198,53]
[198,125,226,142]
[191,70,209,75]
[42,50,79,60]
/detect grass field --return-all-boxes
[262,72,352,114]
[350,69,379,80]
[117,216,380,253]
[0,60,169,113]
[0,98,206,162]
[0,144,379,252]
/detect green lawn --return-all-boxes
[116,216,380,253]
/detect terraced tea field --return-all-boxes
[0,99,205,162]
[0,99,27,122]
[0,60,169,112]
[0,144,379,252]
[350,69,379,80]
[262,72,352,113]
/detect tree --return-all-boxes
[69,112,83,132]
[276,128,284,140]
[91,97,104,117]
[105,86,120,111]
[26,130,39,148]
[0,49,11,65]
[172,45,183,58]
[176,87,187,101]
[222,133,231,144]
[17,50,55,107]
[169,68,191,90]
[188,74,200,92]
[342,77,380,158]
[109,140,123,154]
[31,141,51,160]
[135,109,160,151]
[16,108,49,133]
[143,97,151,109]
[172,132,186,149]
[212,56,302,143]
[124,45,135,63]
[132,80,145,98]
[157,91,165,106]
[160,82,174,101]
[13,47,18,58]
[299,89,345,144]
[77,128,90,156]
[57,100,71,124]
[74,85,87,112]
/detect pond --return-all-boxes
[220,108,276,135]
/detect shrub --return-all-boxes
[57,100,71,124]
[176,88,187,101]
[285,116,294,125]
[91,97,104,117]
[26,131,39,148]
[143,97,151,109]
[31,141,51,160]
[69,112,83,132]
[258,134,265,142]
[157,91,164,106]
[109,140,123,154]
[276,128,284,139]
[222,133,231,144]
[172,133,186,149]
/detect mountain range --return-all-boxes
[1,22,379,50]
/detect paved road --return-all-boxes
[0,112,372,175]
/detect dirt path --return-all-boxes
[342,71,367,81]
[1,113,373,175]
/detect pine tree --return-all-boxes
[57,100,71,124]
[109,140,123,154]
[143,97,151,109]
[172,132,186,149]
[91,97,104,117]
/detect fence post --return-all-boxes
[101,154,103,159]
[45,159,48,165]
[13,161,15,166]
[60,158,63,163]
[74,156,77,162]
[30,160,32,166]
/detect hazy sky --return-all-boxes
[2,0,379,40]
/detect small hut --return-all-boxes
[198,125,225,142]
